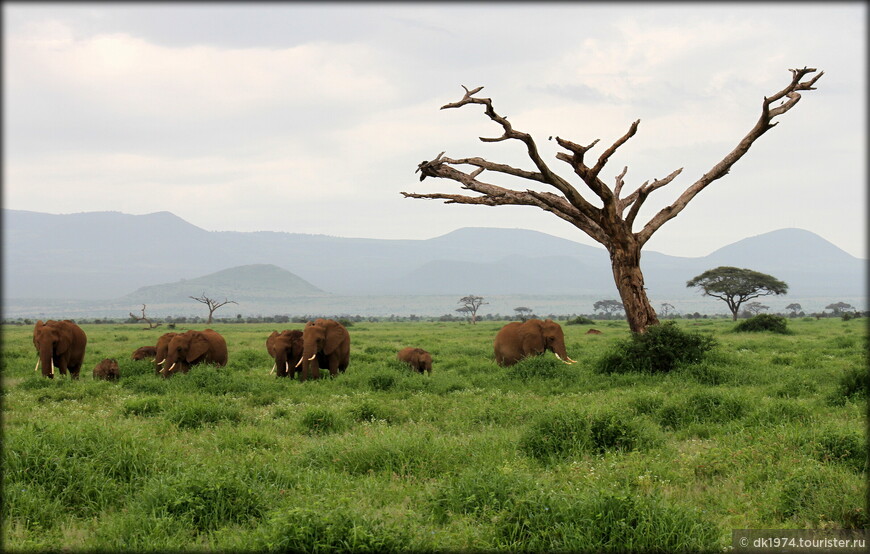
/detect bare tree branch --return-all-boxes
[189,293,238,324]
[636,67,823,245]
[129,304,161,330]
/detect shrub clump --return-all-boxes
[828,366,869,405]
[734,314,791,334]
[566,315,595,325]
[300,407,343,435]
[518,409,660,462]
[595,321,717,374]
[497,489,720,552]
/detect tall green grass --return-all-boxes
[2,318,866,551]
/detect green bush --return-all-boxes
[164,397,243,429]
[369,373,397,391]
[588,411,662,453]
[300,407,343,435]
[734,314,791,334]
[518,409,591,462]
[136,469,265,533]
[122,396,164,417]
[829,366,869,404]
[566,316,595,325]
[657,390,748,430]
[595,321,717,374]
[497,489,720,552]
[814,430,866,473]
[429,467,533,523]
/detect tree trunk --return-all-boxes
[608,240,659,333]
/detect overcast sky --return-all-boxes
[3,2,866,258]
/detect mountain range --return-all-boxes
[2,209,865,318]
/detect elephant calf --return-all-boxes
[132,345,157,360]
[93,358,120,381]
[397,347,433,375]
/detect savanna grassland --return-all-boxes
[2,318,867,552]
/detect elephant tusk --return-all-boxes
[308,353,317,361]
[553,353,572,365]
[567,356,578,364]
[269,363,276,375]
[285,361,289,372]
[157,358,166,365]
[51,359,55,375]
[35,358,40,372]
[166,362,176,373]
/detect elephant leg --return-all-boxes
[328,356,339,377]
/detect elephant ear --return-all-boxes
[187,333,210,363]
[54,325,71,355]
[266,331,279,356]
[521,320,545,353]
[322,321,345,355]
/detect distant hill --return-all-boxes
[121,264,326,304]
[2,209,865,318]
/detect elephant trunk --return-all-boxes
[39,346,55,377]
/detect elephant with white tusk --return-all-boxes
[160,329,227,378]
[295,318,350,381]
[493,318,577,367]
[33,319,87,379]
[266,329,304,379]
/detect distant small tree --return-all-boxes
[745,302,769,316]
[514,306,533,321]
[189,293,238,324]
[594,299,625,318]
[660,302,675,318]
[825,302,855,315]
[128,304,161,330]
[457,295,488,325]
[687,266,788,321]
[785,303,803,317]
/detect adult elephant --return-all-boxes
[154,332,179,374]
[493,318,577,367]
[33,320,87,379]
[397,347,433,375]
[296,318,350,381]
[160,329,228,378]
[266,330,304,378]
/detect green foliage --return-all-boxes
[164,396,243,429]
[687,266,788,318]
[656,391,748,430]
[734,314,791,334]
[2,319,867,551]
[596,321,717,374]
[253,501,412,553]
[566,315,595,325]
[828,366,869,405]
[518,408,661,462]
[496,489,720,552]
[136,469,265,533]
[300,407,344,435]
[429,467,534,523]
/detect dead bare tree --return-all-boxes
[402,68,822,333]
[129,304,161,330]
[189,293,238,324]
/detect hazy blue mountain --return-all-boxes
[3,210,865,313]
[121,264,326,304]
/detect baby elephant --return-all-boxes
[93,358,120,381]
[397,347,432,375]
[132,345,157,360]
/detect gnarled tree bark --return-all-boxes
[402,68,822,333]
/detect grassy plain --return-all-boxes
[2,318,867,552]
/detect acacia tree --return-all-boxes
[514,306,533,321]
[745,301,769,316]
[189,293,238,324]
[403,68,822,333]
[594,299,625,318]
[686,266,788,321]
[457,295,488,324]
[785,303,803,317]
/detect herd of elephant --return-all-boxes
[31,317,578,381]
